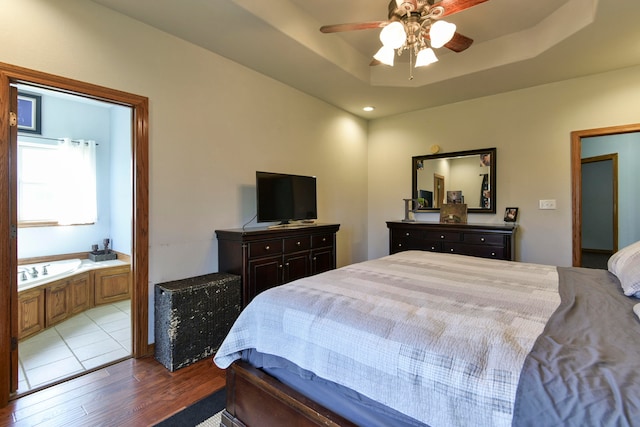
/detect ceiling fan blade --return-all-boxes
[320,21,389,33]
[438,0,489,17]
[444,32,473,52]
[424,31,473,52]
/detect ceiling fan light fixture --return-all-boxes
[429,20,456,49]
[374,45,395,66]
[415,47,438,67]
[379,21,406,49]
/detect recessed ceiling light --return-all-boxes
[363,106,375,112]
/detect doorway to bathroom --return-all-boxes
[15,83,133,394]
[0,63,149,406]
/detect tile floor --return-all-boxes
[17,299,131,394]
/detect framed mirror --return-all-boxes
[412,147,496,213]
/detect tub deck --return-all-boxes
[17,258,131,340]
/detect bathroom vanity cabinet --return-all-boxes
[46,272,92,327]
[17,289,45,339]
[94,265,131,305]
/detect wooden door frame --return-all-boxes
[571,123,640,267]
[0,63,149,406]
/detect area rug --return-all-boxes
[154,388,226,427]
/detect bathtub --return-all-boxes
[17,258,126,292]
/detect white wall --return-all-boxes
[368,65,640,266]
[1,0,369,341]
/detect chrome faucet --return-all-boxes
[42,265,49,275]
[18,269,28,281]
[30,267,38,278]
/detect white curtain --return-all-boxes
[54,138,98,225]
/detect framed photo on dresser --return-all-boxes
[504,207,519,222]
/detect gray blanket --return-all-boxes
[514,267,640,426]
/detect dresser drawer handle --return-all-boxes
[480,237,485,242]
[265,245,270,251]
[450,248,455,252]
[440,235,445,239]
[322,237,327,242]
[296,241,301,246]
[398,243,403,247]
[491,252,496,257]
[431,246,436,251]
[405,232,410,237]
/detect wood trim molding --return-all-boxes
[571,123,640,267]
[0,68,12,408]
[0,62,149,406]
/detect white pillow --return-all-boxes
[608,240,640,298]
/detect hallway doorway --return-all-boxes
[571,124,640,268]
[580,154,617,269]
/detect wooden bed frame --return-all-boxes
[221,360,358,427]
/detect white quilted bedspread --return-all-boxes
[214,251,560,426]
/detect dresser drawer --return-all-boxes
[462,233,504,246]
[248,239,283,258]
[425,231,462,242]
[444,243,505,259]
[311,233,333,249]
[392,237,439,253]
[284,236,311,253]
[395,229,424,240]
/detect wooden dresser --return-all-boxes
[387,221,517,261]
[216,224,340,306]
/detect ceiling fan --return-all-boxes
[320,0,488,73]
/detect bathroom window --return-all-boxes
[18,140,97,226]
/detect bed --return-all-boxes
[214,243,640,426]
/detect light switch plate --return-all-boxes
[539,199,557,209]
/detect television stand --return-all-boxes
[216,223,340,306]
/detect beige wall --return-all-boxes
[0,0,369,339]
[368,65,640,265]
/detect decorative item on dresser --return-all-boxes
[387,221,517,261]
[216,224,340,307]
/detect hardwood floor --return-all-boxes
[0,356,225,426]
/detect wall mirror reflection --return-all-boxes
[412,147,496,213]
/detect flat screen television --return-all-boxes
[256,171,317,225]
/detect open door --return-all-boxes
[8,86,18,396]
[0,82,20,405]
